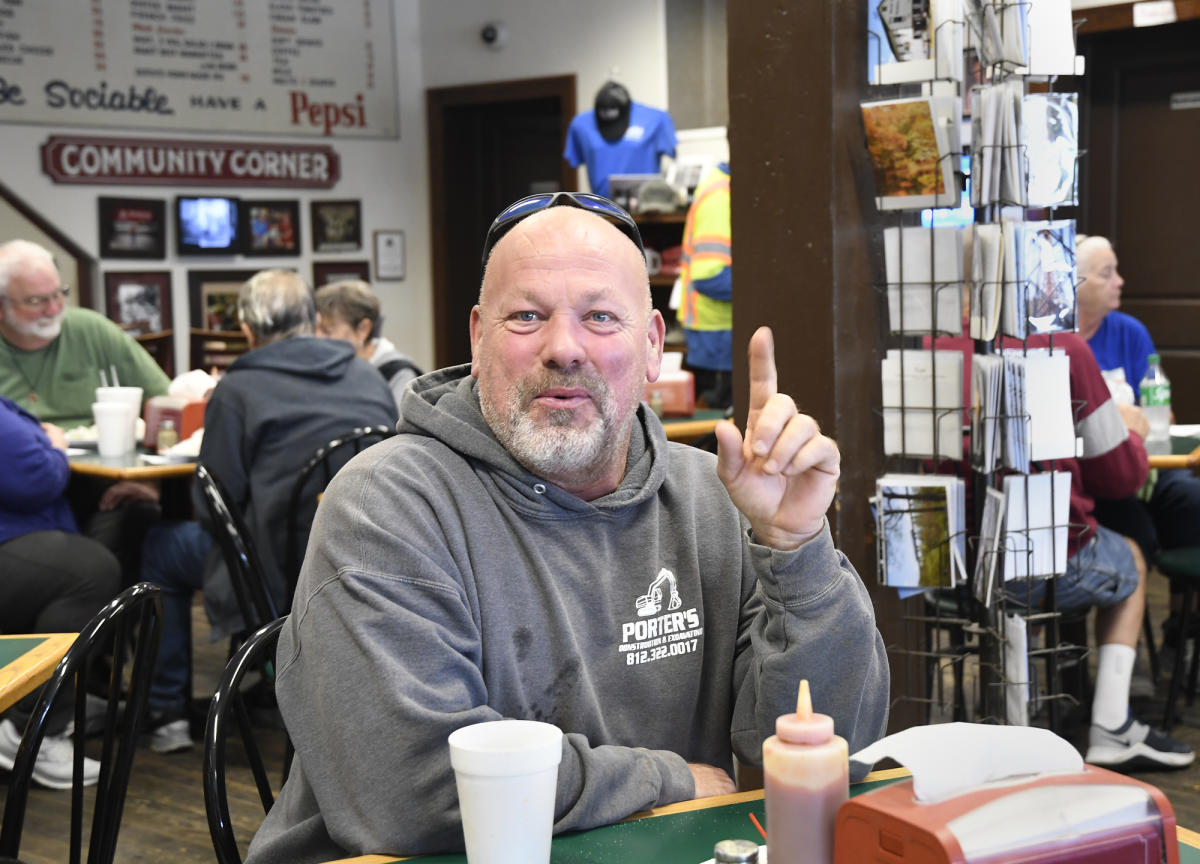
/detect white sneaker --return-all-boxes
[149,718,194,755]
[1086,714,1195,770]
[0,717,101,790]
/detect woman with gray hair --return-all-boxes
[313,279,421,414]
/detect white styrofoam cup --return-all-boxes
[447,720,563,864]
[95,385,144,445]
[92,401,135,457]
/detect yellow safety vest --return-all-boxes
[678,164,731,331]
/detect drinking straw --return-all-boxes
[748,811,766,841]
[99,369,109,388]
[110,364,120,387]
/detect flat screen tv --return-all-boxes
[176,196,241,255]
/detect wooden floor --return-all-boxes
[6,576,1200,862]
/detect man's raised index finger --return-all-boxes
[747,326,778,418]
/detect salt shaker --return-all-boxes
[713,838,759,863]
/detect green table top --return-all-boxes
[1172,433,1200,456]
[0,636,48,668]
[386,776,896,864]
[372,773,1200,864]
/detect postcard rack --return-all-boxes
[865,0,1087,732]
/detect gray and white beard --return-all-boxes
[481,370,621,479]
[10,310,64,342]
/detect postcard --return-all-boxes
[884,226,964,335]
[877,473,966,589]
[862,96,959,210]
[882,349,965,462]
[1023,93,1079,208]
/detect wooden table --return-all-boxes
[662,409,725,445]
[68,448,197,481]
[1148,431,1200,470]
[0,633,74,714]
[322,764,1200,863]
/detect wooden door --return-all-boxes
[1080,20,1200,421]
[426,76,576,369]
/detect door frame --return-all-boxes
[425,74,577,369]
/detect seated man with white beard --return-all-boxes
[0,239,171,581]
[246,193,889,863]
[0,239,170,428]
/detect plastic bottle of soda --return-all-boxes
[1139,353,1172,456]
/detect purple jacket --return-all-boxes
[0,395,77,545]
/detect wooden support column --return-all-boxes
[728,0,914,729]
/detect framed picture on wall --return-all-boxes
[373,230,405,280]
[103,270,172,334]
[313,260,370,287]
[98,196,167,259]
[241,200,301,256]
[310,200,362,252]
[187,269,258,333]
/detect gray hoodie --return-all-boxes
[246,365,888,863]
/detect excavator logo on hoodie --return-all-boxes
[619,568,703,666]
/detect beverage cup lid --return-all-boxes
[448,720,563,777]
[96,385,143,398]
[92,401,134,417]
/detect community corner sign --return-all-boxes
[41,135,340,189]
[0,0,397,139]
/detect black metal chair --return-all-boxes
[0,582,164,864]
[1157,547,1200,730]
[203,616,289,864]
[195,463,280,636]
[283,425,396,596]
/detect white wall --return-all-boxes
[0,3,432,378]
[0,0,674,375]
[420,0,667,102]
[419,0,669,192]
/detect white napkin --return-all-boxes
[851,722,1083,802]
[163,428,204,458]
[169,369,219,401]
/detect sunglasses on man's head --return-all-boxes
[480,192,645,278]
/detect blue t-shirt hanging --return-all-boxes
[564,102,677,199]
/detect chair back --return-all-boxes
[196,463,279,634]
[0,582,164,864]
[203,616,289,864]
[284,425,396,595]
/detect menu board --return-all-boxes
[0,0,398,138]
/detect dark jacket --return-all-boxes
[194,336,397,636]
[0,396,77,545]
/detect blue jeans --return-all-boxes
[1006,524,1139,613]
[1094,468,1200,585]
[140,520,213,711]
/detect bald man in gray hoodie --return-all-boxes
[247,194,888,863]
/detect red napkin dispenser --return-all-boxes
[144,396,207,449]
[835,765,1178,864]
[645,371,695,418]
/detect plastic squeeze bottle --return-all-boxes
[762,679,849,864]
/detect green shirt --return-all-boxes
[0,307,171,428]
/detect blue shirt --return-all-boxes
[1087,310,1157,401]
[564,102,677,199]
[0,395,78,545]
